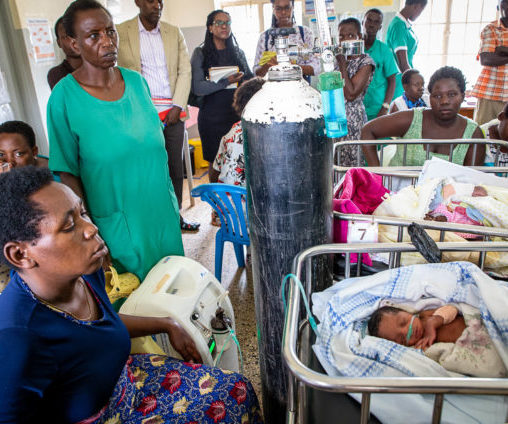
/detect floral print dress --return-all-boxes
[335,54,375,167]
[83,354,263,424]
[213,121,246,186]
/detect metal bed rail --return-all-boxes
[333,165,508,189]
[334,212,508,269]
[333,138,508,169]
[282,242,508,424]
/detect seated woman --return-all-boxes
[368,305,465,350]
[389,69,429,113]
[0,120,49,172]
[0,167,262,423]
[335,17,375,166]
[361,66,485,167]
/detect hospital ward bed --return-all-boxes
[282,242,508,424]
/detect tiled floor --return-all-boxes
[179,170,263,403]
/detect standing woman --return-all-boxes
[254,0,319,79]
[191,10,253,176]
[47,0,184,286]
[336,17,375,166]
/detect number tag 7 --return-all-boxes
[347,220,378,243]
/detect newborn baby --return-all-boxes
[368,305,466,350]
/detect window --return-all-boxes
[218,0,303,69]
[412,0,499,90]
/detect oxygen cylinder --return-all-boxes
[242,63,333,422]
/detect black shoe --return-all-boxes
[180,216,200,232]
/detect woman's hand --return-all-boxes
[336,54,348,73]
[227,72,244,84]
[119,314,203,363]
[165,318,203,363]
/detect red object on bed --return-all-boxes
[333,168,390,265]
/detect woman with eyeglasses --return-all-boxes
[253,0,319,79]
[190,10,253,177]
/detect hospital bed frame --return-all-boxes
[333,139,508,188]
[333,212,508,269]
[282,242,508,424]
[334,138,508,167]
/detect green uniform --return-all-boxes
[386,14,418,98]
[48,67,184,281]
[363,39,399,121]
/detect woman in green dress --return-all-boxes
[361,66,485,167]
[47,0,183,283]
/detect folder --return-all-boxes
[209,66,240,89]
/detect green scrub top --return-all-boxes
[363,39,399,121]
[386,15,418,98]
[47,67,184,282]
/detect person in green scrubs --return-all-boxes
[362,8,398,121]
[47,2,184,286]
[386,0,427,98]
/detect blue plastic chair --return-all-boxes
[191,183,249,282]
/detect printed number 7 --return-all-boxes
[359,228,367,240]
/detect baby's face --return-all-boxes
[377,310,423,346]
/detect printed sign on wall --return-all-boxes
[27,18,55,63]
[305,0,335,15]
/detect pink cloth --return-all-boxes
[430,203,481,239]
[333,168,390,265]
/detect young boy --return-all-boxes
[368,305,466,350]
[389,69,429,113]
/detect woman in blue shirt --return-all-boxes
[0,167,262,423]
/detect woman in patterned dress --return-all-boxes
[0,167,263,423]
[335,18,375,166]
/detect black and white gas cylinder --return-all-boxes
[242,63,333,422]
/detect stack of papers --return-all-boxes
[209,66,239,89]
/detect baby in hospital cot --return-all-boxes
[368,305,465,350]
[368,304,507,377]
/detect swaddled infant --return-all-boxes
[368,305,465,350]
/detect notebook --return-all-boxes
[209,66,239,89]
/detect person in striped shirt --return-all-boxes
[471,0,508,125]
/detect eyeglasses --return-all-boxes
[213,20,232,27]
[274,5,292,12]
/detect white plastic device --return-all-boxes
[120,256,240,372]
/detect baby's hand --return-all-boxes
[414,316,442,350]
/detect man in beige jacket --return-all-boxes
[117,0,199,231]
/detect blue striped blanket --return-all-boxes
[312,261,508,378]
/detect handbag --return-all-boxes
[187,90,204,108]
[105,266,140,303]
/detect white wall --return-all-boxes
[164,0,215,27]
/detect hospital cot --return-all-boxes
[282,241,508,424]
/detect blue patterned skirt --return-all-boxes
[81,354,263,423]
